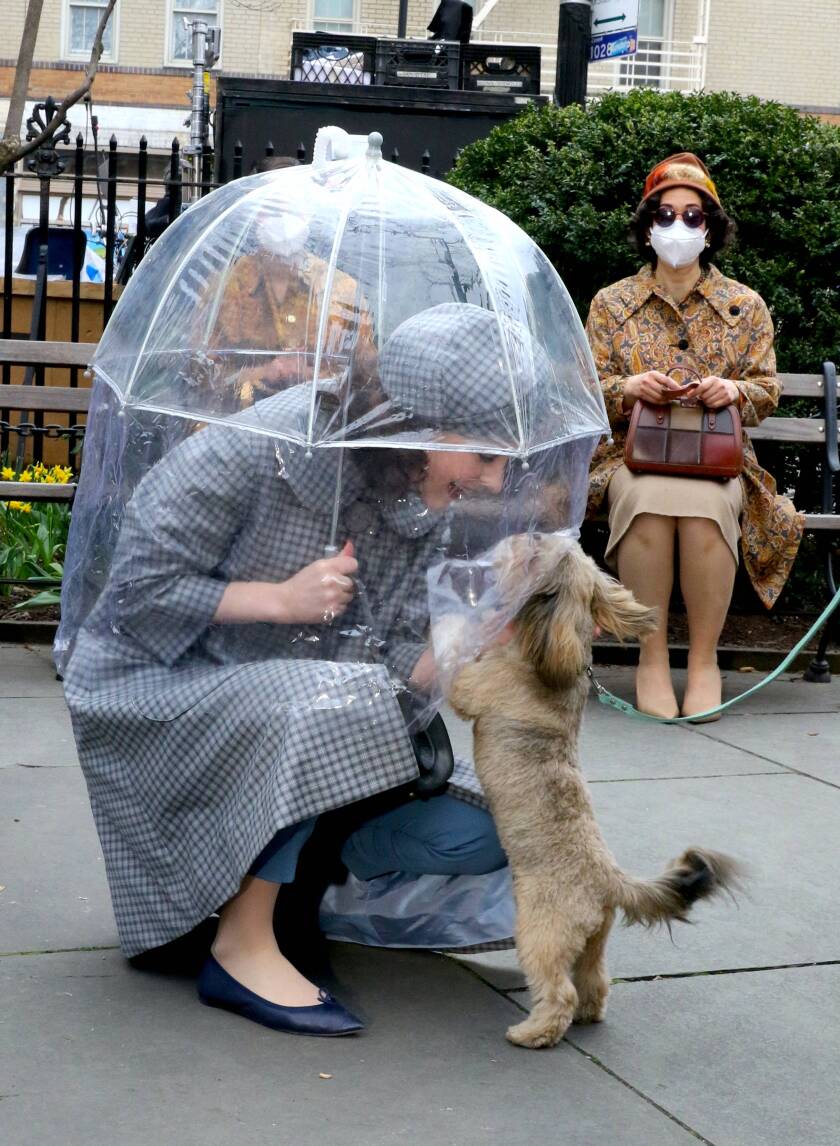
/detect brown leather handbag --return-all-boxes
[624,369,743,480]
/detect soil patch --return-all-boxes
[0,585,61,623]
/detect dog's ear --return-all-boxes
[517,590,588,691]
[591,569,659,642]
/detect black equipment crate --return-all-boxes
[375,38,461,90]
[460,43,541,95]
[290,31,377,85]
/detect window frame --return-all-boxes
[618,0,675,90]
[62,0,120,64]
[308,0,360,35]
[165,0,223,68]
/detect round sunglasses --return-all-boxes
[653,205,706,229]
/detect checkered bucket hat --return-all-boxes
[378,302,552,448]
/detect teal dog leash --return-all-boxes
[586,584,840,724]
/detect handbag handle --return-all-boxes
[665,365,703,407]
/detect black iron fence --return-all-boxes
[0,95,446,472]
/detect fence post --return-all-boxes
[1,169,13,455]
[16,96,71,468]
[297,142,306,164]
[200,143,213,196]
[421,149,431,175]
[168,137,183,224]
[136,136,148,259]
[69,133,84,445]
[103,135,118,324]
[233,140,243,180]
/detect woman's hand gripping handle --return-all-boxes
[213,541,358,626]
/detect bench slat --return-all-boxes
[778,373,826,398]
[748,418,830,443]
[0,383,91,413]
[0,338,96,368]
[0,481,76,501]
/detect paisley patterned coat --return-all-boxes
[585,264,805,607]
[205,253,374,403]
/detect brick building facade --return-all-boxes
[2,0,838,156]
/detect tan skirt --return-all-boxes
[605,465,743,570]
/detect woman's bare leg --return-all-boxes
[617,513,679,718]
[211,875,321,1006]
[678,517,737,718]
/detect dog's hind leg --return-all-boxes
[572,908,614,1024]
[506,886,582,1049]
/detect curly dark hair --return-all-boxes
[629,189,736,267]
[319,373,430,499]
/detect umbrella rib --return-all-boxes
[305,162,369,450]
[118,180,277,405]
[406,171,528,454]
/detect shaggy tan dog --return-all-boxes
[448,534,741,1049]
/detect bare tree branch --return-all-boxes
[4,0,46,146]
[0,0,118,173]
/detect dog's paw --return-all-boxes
[505,1018,568,1049]
[572,999,607,1025]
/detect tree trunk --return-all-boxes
[0,0,116,173]
[4,0,46,147]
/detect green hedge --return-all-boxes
[449,89,840,373]
[449,90,840,611]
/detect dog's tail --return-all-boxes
[613,848,743,928]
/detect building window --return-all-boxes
[169,0,220,64]
[312,0,356,34]
[66,0,116,58]
[620,0,668,88]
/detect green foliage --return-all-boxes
[449,89,840,373]
[1,461,72,610]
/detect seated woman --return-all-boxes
[585,153,804,720]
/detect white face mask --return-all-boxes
[649,220,707,269]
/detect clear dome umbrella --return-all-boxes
[59,128,608,679]
[55,128,610,960]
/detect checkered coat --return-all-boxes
[63,386,500,958]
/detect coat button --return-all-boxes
[729,305,741,316]
[678,338,689,350]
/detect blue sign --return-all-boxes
[590,27,638,62]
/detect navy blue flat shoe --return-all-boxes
[198,955,364,1036]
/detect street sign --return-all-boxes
[590,0,639,62]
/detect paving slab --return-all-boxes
[694,712,840,786]
[442,702,786,783]
[0,697,78,767]
[568,964,840,1146]
[0,642,62,698]
[0,946,702,1146]
[0,765,116,954]
[456,772,840,988]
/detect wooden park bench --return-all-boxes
[1,338,838,673]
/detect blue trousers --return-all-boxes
[251,794,505,885]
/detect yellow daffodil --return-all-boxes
[44,473,58,483]
[9,501,32,513]
[33,462,46,476]
[19,469,33,482]
[0,466,14,481]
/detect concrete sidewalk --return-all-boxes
[2,642,839,1145]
